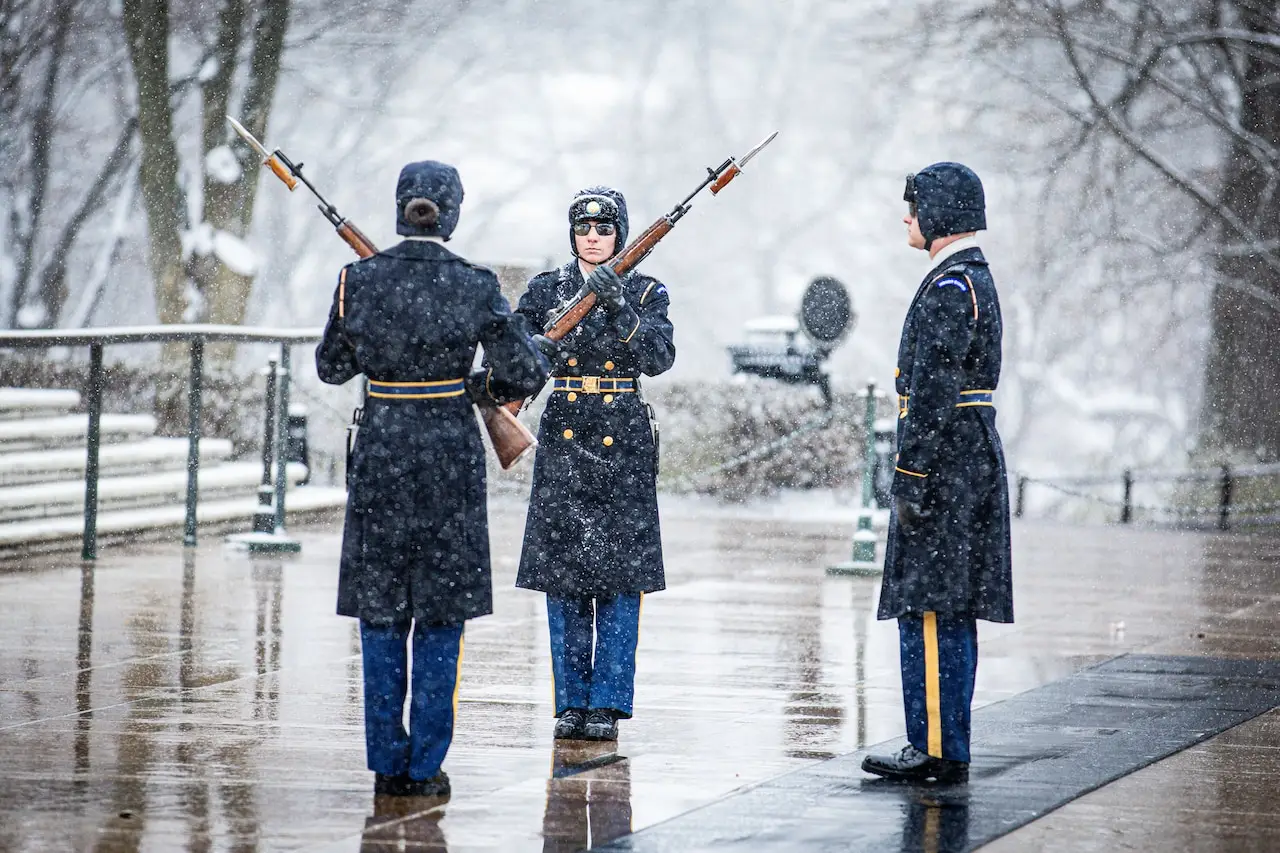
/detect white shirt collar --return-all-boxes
[928,235,980,268]
[405,235,445,244]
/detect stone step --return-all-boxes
[0,388,81,421]
[0,437,235,487]
[0,484,348,556]
[0,461,306,523]
[0,413,157,452]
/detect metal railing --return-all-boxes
[0,325,322,559]
[1016,461,1280,530]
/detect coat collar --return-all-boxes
[380,239,461,262]
[924,244,986,281]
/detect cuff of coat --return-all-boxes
[893,465,928,503]
[612,306,641,343]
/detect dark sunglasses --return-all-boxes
[573,221,616,236]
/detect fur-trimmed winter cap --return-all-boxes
[568,185,628,257]
[904,162,986,247]
[395,160,463,239]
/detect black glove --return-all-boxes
[585,265,626,314]
[464,369,494,407]
[531,334,562,360]
[896,498,931,530]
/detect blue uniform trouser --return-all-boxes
[359,620,464,780]
[547,593,642,718]
[898,612,978,763]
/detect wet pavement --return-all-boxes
[601,655,1280,852]
[1,494,1279,851]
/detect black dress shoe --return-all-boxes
[554,708,588,740]
[375,772,416,796]
[406,771,450,797]
[374,770,451,797]
[583,708,619,741]
[861,745,968,783]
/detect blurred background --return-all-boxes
[3,0,1276,509]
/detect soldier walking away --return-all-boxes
[861,162,1013,784]
[515,186,676,742]
[316,160,549,797]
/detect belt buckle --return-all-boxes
[582,376,600,394]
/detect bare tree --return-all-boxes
[957,0,1280,461]
[0,0,137,329]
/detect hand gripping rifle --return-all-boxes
[227,115,536,469]
[500,130,779,417]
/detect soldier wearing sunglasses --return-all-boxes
[513,186,676,742]
[861,162,1013,784]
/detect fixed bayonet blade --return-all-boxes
[226,115,270,160]
[737,131,779,168]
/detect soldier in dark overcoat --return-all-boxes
[862,162,1013,784]
[316,160,549,797]
[514,186,676,742]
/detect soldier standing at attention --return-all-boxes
[515,186,676,742]
[861,162,1013,784]
[316,160,549,797]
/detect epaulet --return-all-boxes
[555,262,577,286]
[457,257,496,276]
[348,252,380,267]
[635,276,669,306]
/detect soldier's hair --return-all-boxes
[403,198,440,228]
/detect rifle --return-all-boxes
[501,130,779,417]
[227,115,537,470]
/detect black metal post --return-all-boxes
[273,344,291,532]
[1015,475,1027,519]
[1121,469,1133,524]
[253,358,278,534]
[81,343,105,561]
[1219,465,1232,532]
[183,339,204,547]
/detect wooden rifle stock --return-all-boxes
[495,133,774,445]
[337,221,377,258]
[479,404,538,469]
[497,221,674,419]
[230,114,538,467]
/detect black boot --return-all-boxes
[583,708,619,741]
[861,745,968,783]
[374,772,416,796]
[554,708,588,740]
[375,770,451,797]
[405,770,450,797]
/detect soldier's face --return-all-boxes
[903,211,927,250]
[574,220,617,264]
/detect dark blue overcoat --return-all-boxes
[316,239,548,626]
[514,261,676,595]
[879,245,1014,624]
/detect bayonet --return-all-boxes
[227,114,376,258]
[737,130,779,169]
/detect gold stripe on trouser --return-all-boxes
[923,611,942,758]
[452,632,465,723]
[924,804,941,853]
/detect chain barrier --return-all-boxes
[1023,474,1280,519]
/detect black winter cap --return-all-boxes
[396,160,463,239]
[905,162,986,245]
[568,185,628,258]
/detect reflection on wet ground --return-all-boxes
[1,495,1278,851]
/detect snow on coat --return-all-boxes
[879,246,1014,623]
[316,239,548,626]
[515,260,675,596]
